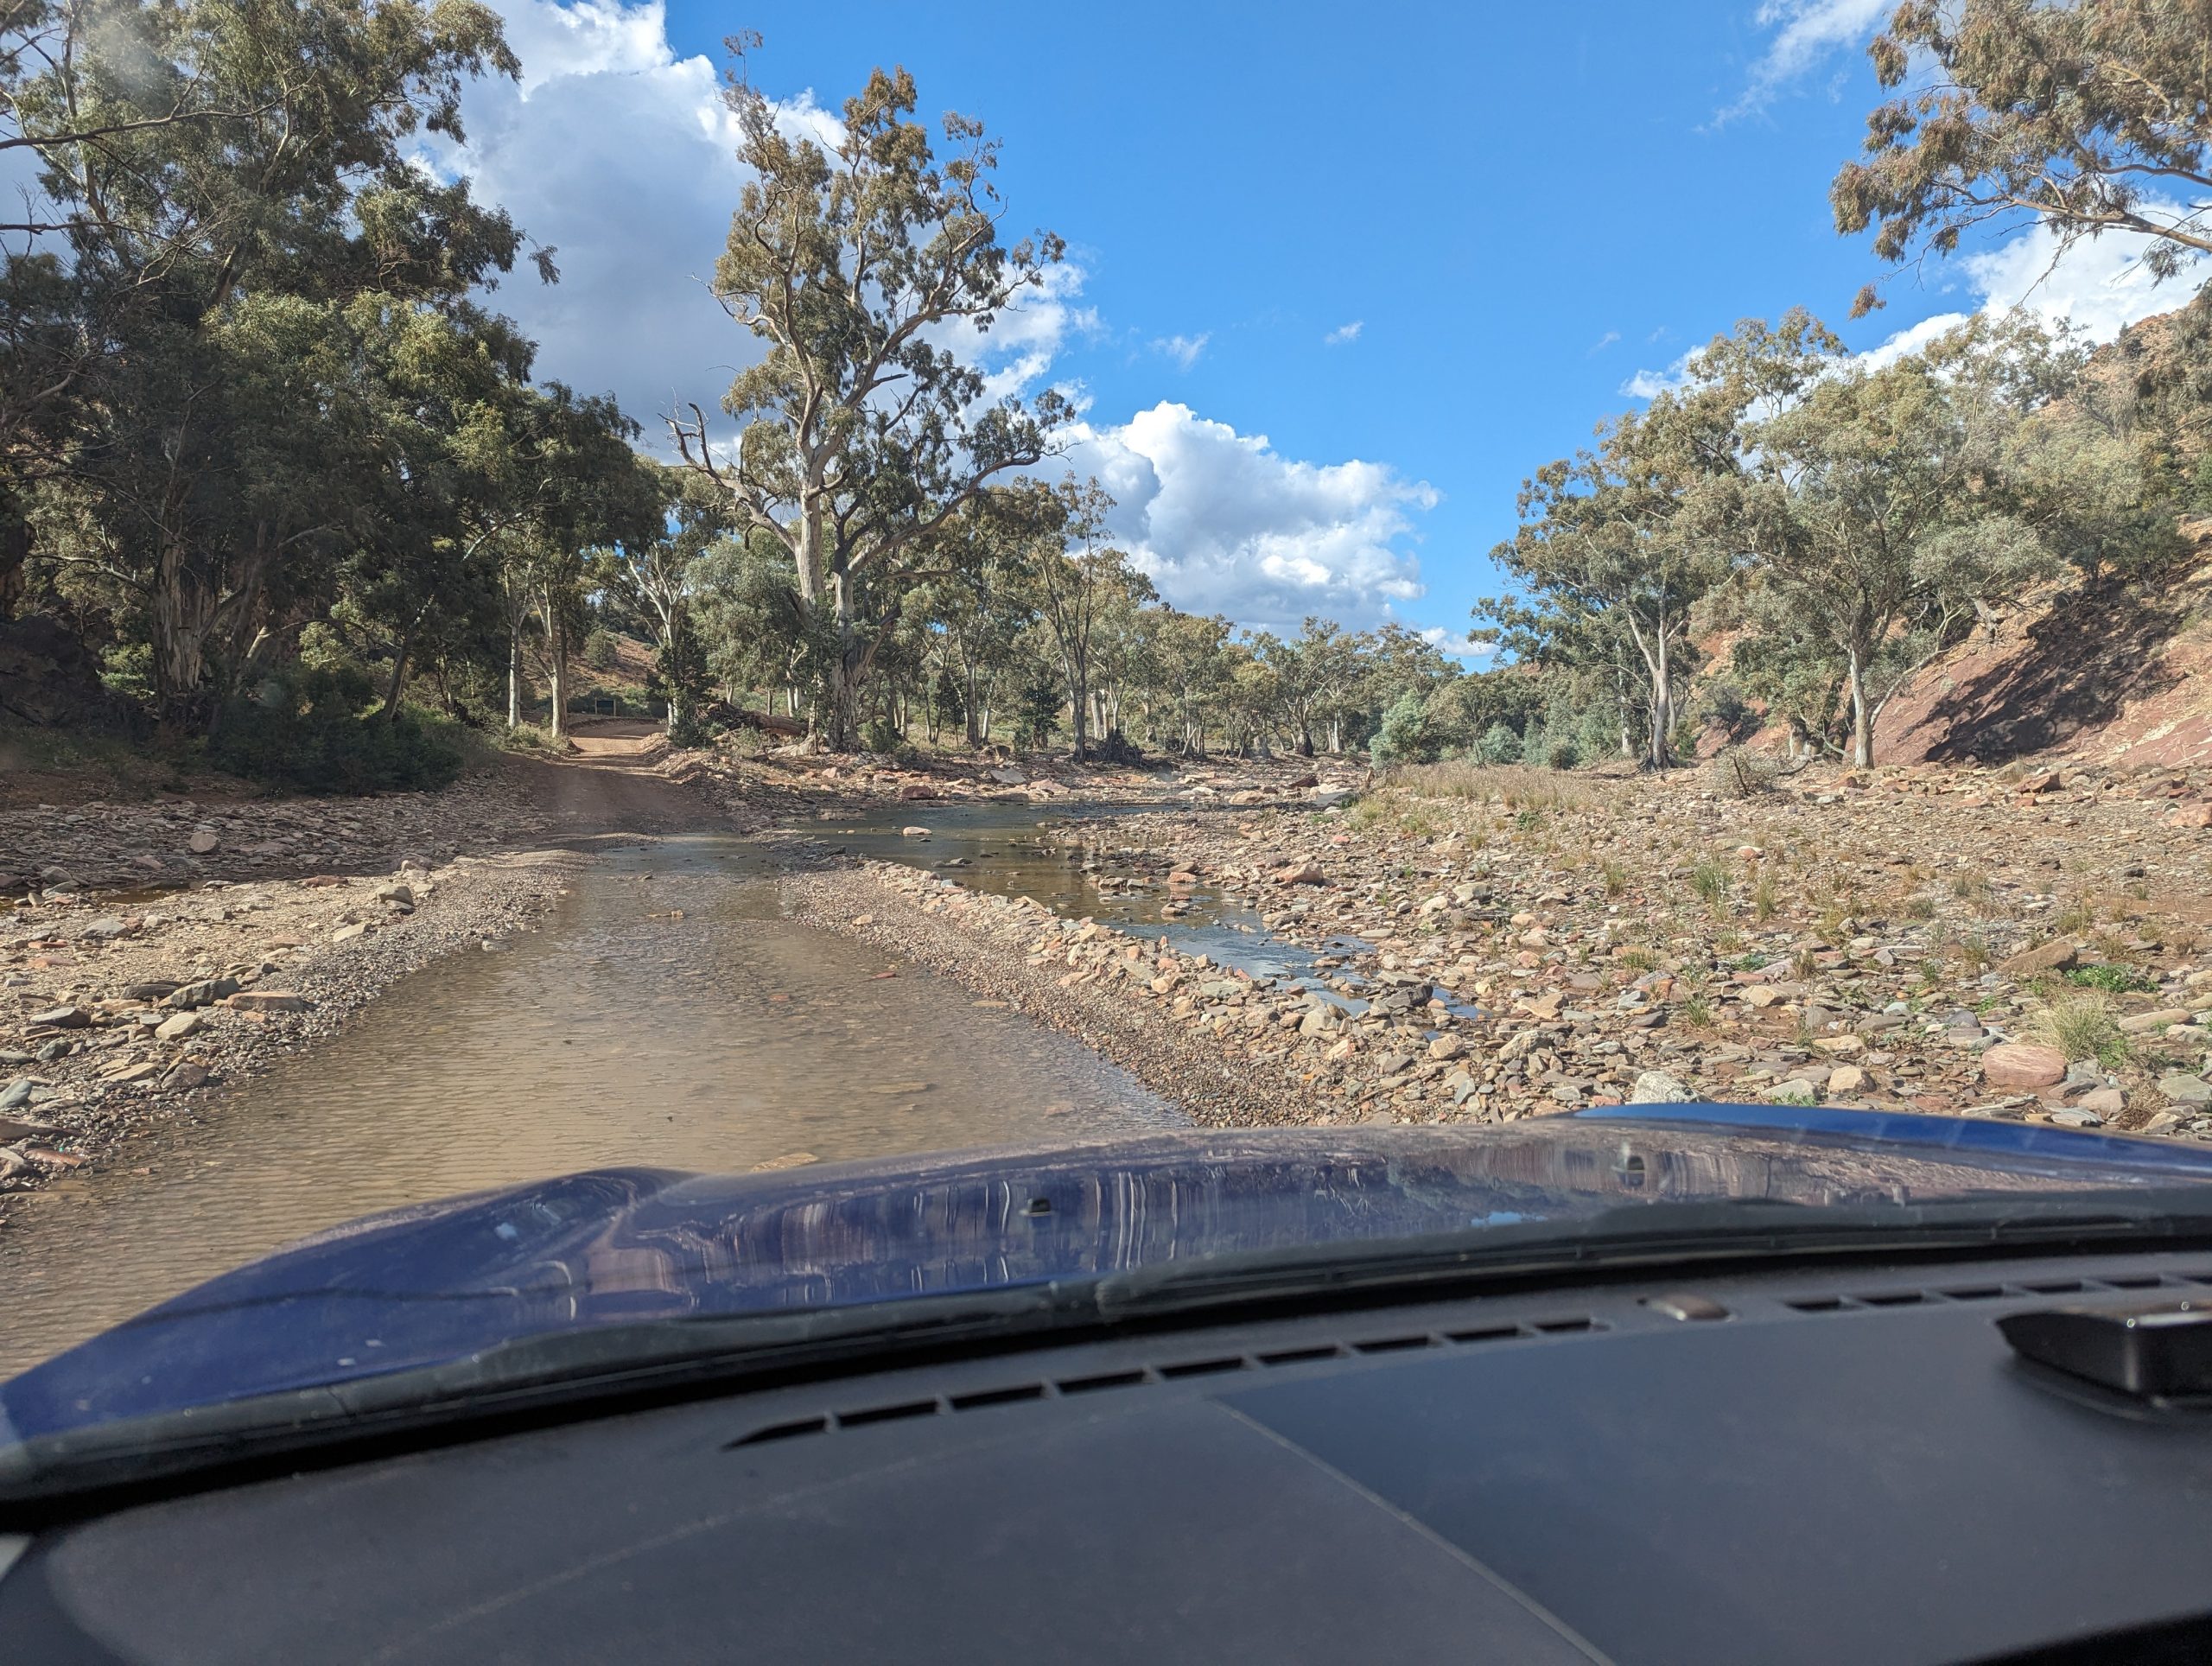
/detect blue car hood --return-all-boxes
[10,1103,2212,1446]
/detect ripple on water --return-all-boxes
[0,835,1181,1375]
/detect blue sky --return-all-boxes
[453,2,2196,655]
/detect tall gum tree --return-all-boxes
[1833,0,2212,315]
[1735,312,2078,766]
[1485,315,1833,768]
[672,54,1071,750]
[5,0,541,728]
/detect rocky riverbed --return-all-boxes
[0,851,576,1215]
[791,756,2212,1139]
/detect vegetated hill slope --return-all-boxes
[1874,537,2212,769]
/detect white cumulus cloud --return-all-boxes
[1150,332,1210,370]
[1623,205,2212,396]
[1063,403,1440,633]
[431,4,1442,637]
[1325,319,1363,346]
[429,1,754,445]
[1719,0,1889,124]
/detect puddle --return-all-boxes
[808,801,1366,983]
[0,835,1181,1374]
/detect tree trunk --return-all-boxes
[825,569,861,750]
[1068,652,1090,760]
[547,607,569,742]
[1847,643,1873,768]
[964,666,982,747]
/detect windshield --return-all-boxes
[8,1,2212,1466]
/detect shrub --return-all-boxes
[582,627,620,672]
[208,666,461,795]
[1545,739,1580,771]
[1713,745,1779,797]
[2064,963,2159,995]
[1473,722,1521,766]
[1370,690,1430,767]
[2032,990,2129,1068]
[1692,855,1732,908]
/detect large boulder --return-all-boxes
[1980,1043,2069,1090]
[1997,938,2078,976]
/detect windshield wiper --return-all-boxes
[9,1191,2212,1523]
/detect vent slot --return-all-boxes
[1057,1369,1147,1396]
[1446,1323,1526,1345]
[948,1383,1046,1411]
[1535,1316,1599,1334]
[1158,1356,1248,1379]
[1786,1295,1849,1313]
[1856,1291,1927,1307]
[837,1399,940,1428]
[1257,1345,1344,1366]
[729,1415,828,1447]
[1352,1333,1435,1355]
[1937,1285,2005,1301]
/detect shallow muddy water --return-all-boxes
[810,801,1367,982]
[0,835,1180,1374]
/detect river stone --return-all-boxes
[1766,1078,1819,1106]
[1628,1069,1690,1104]
[188,829,219,854]
[900,826,931,839]
[78,916,130,940]
[1827,1064,1871,1095]
[1998,938,2078,976]
[2119,1008,2192,1034]
[1980,1042,2068,1089]
[0,1078,32,1111]
[1427,1033,1465,1061]
[226,989,309,1013]
[26,1006,88,1029]
[164,976,239,1010]
[154,1011,205,1040]
[2158,1072,2212,1106]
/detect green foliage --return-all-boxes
[1369,690,1432,767]
[1544,739,1580,771]
[207,666,461,794]
[1473,721,1522,765]
[2032,990,2132,1070]
[1692,855,1732,909]
[582,628,620,671]
[2064,963,2160,995]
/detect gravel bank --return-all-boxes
[1,849,577,1218]
[782,863,1342,1129]
[782,753,2212,1141]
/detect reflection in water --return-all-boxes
[812,802,1360,982]
[0,836,1180,1375]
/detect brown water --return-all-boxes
[0,835,1180,1374]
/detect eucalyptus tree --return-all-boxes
[5,0,537,728]
[1491,312,1834,767]
[1834,0,2212,315]
[923,492,1039,747]
[1735,313,2075,766]
[594,466,730,739]
[671,54,1072,749]
[1027,478,1152,759]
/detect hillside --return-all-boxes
[1873,542,2212,769]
